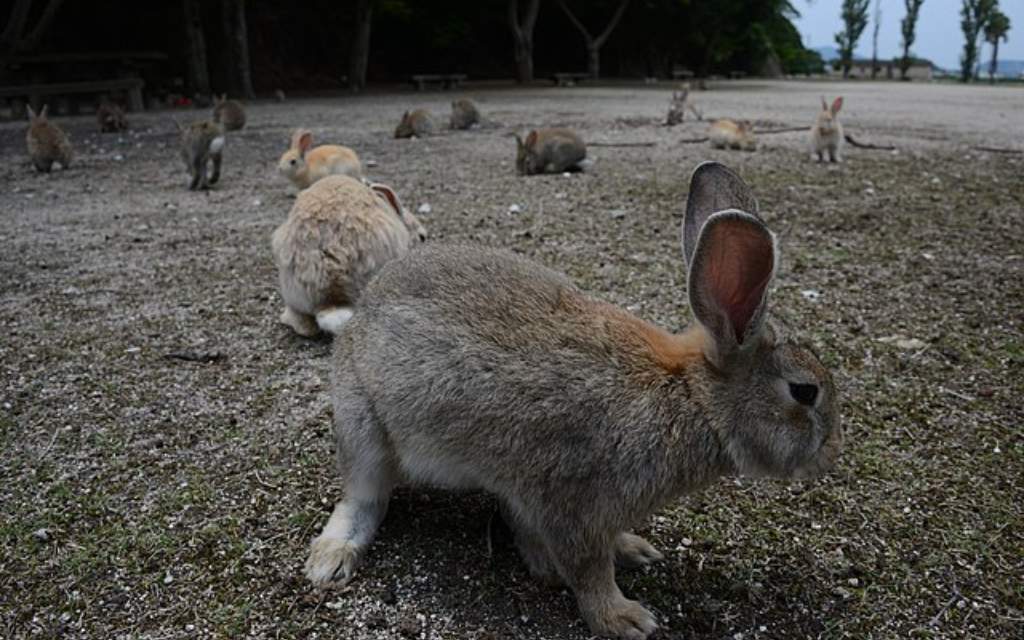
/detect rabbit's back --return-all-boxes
[214,101,246,130]
[27,122,72,167]
[535,129,585,172]
[307,145,362,181]
[338,244,701,498]
[273,176,410,313]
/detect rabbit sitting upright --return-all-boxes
[25,105,73,172]
[811,96,844,163]
[304,162,842,639]
[177,120,225,190]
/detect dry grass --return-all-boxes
[1,81,1021,639]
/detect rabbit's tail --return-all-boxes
[316,307,354,334]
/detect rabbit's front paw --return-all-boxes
[305,536,360,587]
[615,533,664,569]
[588,597,658,640]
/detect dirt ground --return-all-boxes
[1,80,1021,639]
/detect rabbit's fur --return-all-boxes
[449,98,481,130]
[515,128,587,175]
[97,100,128,133]
[271,175,426,337]
[811,96,844,163]
[709,119,757,151]
[212,94,246,131]
[666,88,702,126]
[278,129,362,190]
[177,120,225,190]
[304,162,841,638]
[394,109,437,138]
[25,105,73,172]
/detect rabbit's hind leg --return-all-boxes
[305,385,396,588]
[500,502,560,585]
[280,307,319,337]
[614,532,663,569]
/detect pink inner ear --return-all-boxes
[831,97,843,114]
[704,219,774,343]
[372,185,402,216]
[525,131,538,147]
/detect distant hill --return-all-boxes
[994,59,1024,77]
[814,46,841,62]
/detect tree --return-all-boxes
[0,0,65,53]
[834,0,870,78]
[899,0,925,80]
[221,0,254,98]
[349,0,375,90]
[508,0,541,83]
[984,9,1011,83]
[556,0,632,79]
[870,0,881,79]
[182,0,211,96]
[960,0,995,82]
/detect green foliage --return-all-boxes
[899,0,926,79]
[960,0,996,82]
[835,0,870,77]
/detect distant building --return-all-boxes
[830,57,935,80]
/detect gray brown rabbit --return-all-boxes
[212,94,246,131]
[394,109,437,138]
[177,120,225,190]
[514,128,587,175]
[304,162,842,639]
[449,98,481,130]
[25,105,73,172]
[666,88,702,126]
[97,100,128,133]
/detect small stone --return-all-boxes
[508,204,522,214]
[800,289,821,302]
[977,387,994,398]
[610,208,627,219]
[864,187,875,195]
[163,572,173,584]
[33,528,50,542]
[417,203,432,215]
[366,159,378,167]
[114,154,125,162]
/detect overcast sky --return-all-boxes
[793,0,1024,70]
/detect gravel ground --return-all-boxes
[1,80,1022,639]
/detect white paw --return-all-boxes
[304,536,361,588]
[615,533,664,569]
[588,597,658,640]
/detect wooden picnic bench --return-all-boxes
[411,74,467,91]
[0,77,145,118]
[671,68,695,81]
[553,72,589,87]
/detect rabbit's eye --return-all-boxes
[290,159,296,166]
[789,383,818,406]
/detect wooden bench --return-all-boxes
[552,72,590,87]
[729,70,747,80]
[0,77,145,118]
[411,74,467,91]
[671,68,695,81]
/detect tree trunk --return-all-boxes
[509,0,540,84]
[2,0,65,53]
[221,0,253,98]
[586,43,599,79]
[557,0,631,80]
[989,39,998,83]
[183,0,211,96]
[349,0,373,90]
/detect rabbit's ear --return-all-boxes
[682,162,759,267]
[514,133,524,149]
[821,96,828,111]
[525,130,538,148]
[831,96,843,114]
[26,105,37,120]
[297,131,313,155]
[688,211,775,351]
[370,183,403,218]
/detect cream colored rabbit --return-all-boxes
[271,175,426,336]
[278,129,362,190]
[811,96,844,163]
[708,119,756,151]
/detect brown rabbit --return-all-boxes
[394,109,438,138]
[25,105,73,172]
[212,94,246,131]
[304,162,841,639]
[514,128,587,175]
[449,98,481,130]
[708,119,757,151]
[97,100,128,133]
[177,120,225,190]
